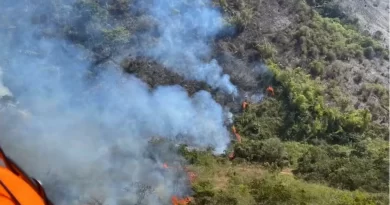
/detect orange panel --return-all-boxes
[0,167,45,205]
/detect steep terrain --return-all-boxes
[0,0,388,205]
[335,0,389,45]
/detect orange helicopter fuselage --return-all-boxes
[0,166,45,205]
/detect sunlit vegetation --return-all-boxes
[179,147,388,205]
[221,58,388,203]
[237,61,373,144]
[293,14,388,61]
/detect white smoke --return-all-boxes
[0,67,12,98]
[135,0,238,95]
[0,1,232,204]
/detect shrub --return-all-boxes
[295,0,311,16]
[226,4,253,30]
[308,46,320,59]
[295,144,389,193]
[256,42,277,60]
[363,123,389,140]
[73,0,109,20]
[337,192,377,205]
[273,33,289,45]
[193,180,216,198]
[326,51,337,61]
[384,50,389,60]
[266,61,372,143]
[107,0,130,15]
[189,153,388,205]
[363,47,375,59]
[102,27,131,44]
[249,176,300,204]
[234,138,289,168]
[309,60,325,76]
[284,142,313,168]
[354,49,364,61]
[291,11,386,61]
[360,83,389,108]
[178,145,217,167]
[234,98,285,140]
[219,0,229,11]
[248,173,382,205]
[341,109,371,132]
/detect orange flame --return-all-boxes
[228,151,235,160]
[230,124,241,160]
[234,133,242,143]
[266,86,274,96]
[231,126,241,143]
[242,101,248,110]
[232,125,237,134]
[172,196,192,205]
[187,171,197,183]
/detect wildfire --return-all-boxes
[163,163,196,205]
[171,196,193,205]
[266,86,274,96]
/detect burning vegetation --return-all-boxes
[0,0,389,205]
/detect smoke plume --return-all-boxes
[134,0,238,95]
[0,0,232,204]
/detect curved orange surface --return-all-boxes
[0,167,45,205]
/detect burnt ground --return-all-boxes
[94,0,390,125]
[212,0,389,124]
[104,0,389,123]
[2,0,387,121]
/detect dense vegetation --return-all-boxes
[182,0,389,204]
[181,59,388,204]
[179,146,388,205]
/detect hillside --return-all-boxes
[0,0,388,205]
[334,0,389,46]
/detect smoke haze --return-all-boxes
[0,0,234,204]
[136,0,238,95]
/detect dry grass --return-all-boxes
[280,168,293,176]
[189,163,295,191]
